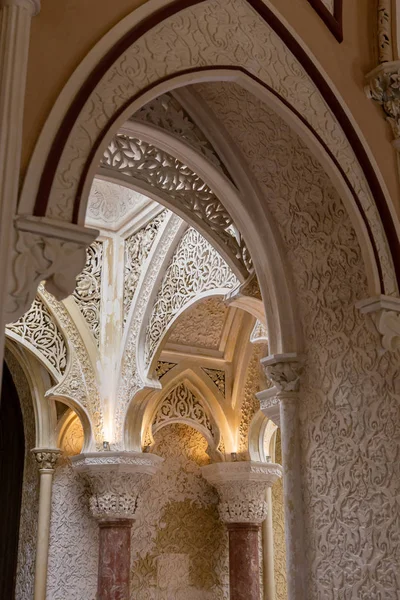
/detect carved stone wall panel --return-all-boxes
[7,295,67,377]
[131,424,229,599]
[87,179,149,229]
[124,211,167,323]
[196,81,400,598]
[47,0,396,295]
[133,93,228,174]
[73,241,103,343]
[46,458,98,599]
[168,297,228,350]
[60,414,84,456]
[152,382,215,439]
[145,227,238,365]
[239,345,262,456]
[156,361,177,379]
[5,349,39,600]
[202,368,226,396]
[271,429,287,600]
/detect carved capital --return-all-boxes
[32,448,61,472]
[365,62,400,141]
[202,461,282,524]
[5,216,97,323]
[261,354,303,392]
[357,295,400,351]
[71,451,163,521]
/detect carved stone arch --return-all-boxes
[50,395,94,453]
[4,340,57,448]
[248,412,277,463]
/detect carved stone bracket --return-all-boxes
[32,448,61,472]
[357,295,400,351]
[261,353,303,393]
[71,451,163,521]
[202,461,282,524]
[365,62,400,143]
[5,216,98,324]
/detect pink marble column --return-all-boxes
[227,522,260,600]
[98,520,132,600]
[202,461,282,600]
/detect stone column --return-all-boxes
[202,461,282,600]
[32,448,60,600]
[72,451,163,600]
[261,354,306,600]
[0,0,39,380]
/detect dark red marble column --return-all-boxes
[97,520,132,600]
[227,522,260,600]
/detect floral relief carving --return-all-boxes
[7,295,68,377]
[60,415,84,456]
[239,345,262,455]
[145,227,238,365]
[195,81,400,598]
[73,241,103,343]
[156,361,177,379]
[168,297,228,350]
[271,429,287,600]
[133,93,228,174]
[124,211,167,323]
[102,133,250,274]
[33,449,61,471]
[86,179,148,229]
[131,424,229,599]
[48,0,396,295]
[202,368,226,396]
[153,382,215,440]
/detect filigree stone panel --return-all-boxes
[145,227,238,365]
[7,295,67,377]
[102,134,250,273]
[239,345,263,455]
[202,368,226,396]
[156,361,177,379]
[124,211,167,322]
[153,383,215,439]
[168,297,228,350]
[73,241,103,343]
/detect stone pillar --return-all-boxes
[261,354,306,600]
[72,451,163,600]
[0,0,39,382]
[32,448,60,600]
[202,461,282,600]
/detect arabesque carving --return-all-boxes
[73,241,103,343]
[101,133,250,273]
[202,368,226,396]
[156,361,177,379]
[145,227,238,365]
[7,296,68,377]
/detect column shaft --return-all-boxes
[262,487,276,599]
[228,523,260,600]
[98,520,132,600]
[280,395,306,599]
[33,470,54,600]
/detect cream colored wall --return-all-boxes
[21,0,400,217]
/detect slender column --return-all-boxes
[202,460,282,600]
[262,487,276,600]
[0,0,39,382]
[261,354,306,600]
[72,451,163,600]
[32,448,60,600]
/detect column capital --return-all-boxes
[202,461,282,524]
[357,295,400,351]
[0,0,40,16]
[71,451,163,521]
[261,353,303,393]
[365,61,400,144]
[32,448,61,472]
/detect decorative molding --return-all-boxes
[202,461,282,523]
[5,216,97,323]
[152,382,215,439]
[145,227,238,366]
[7,295,68,377]
[156,361,177,379]
[357,294,400,351]
[101,133,250,275]
[257,387,280,427]
[377,0,394,63]
[0,0,41,15]
[124,211,167,323]
[202,368,226,396]
[261,354,303,393]
[32,448,61,472]
[307,0,343,43]
[73,241,103,343]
